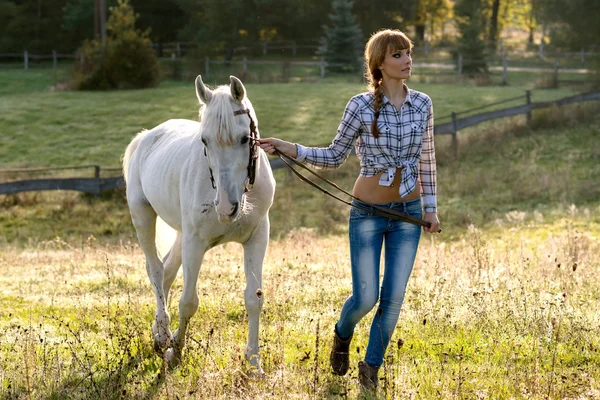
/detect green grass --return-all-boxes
[0,67,581,168]
[1,68,599,244]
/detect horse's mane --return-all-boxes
[199,85,251,146]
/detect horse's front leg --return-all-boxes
[242,217,269,376]
[128,201,173,353]
[165,233,206,367]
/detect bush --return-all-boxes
[73,0,161,90]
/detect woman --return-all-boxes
[258,29,440,391]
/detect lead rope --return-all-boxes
[273,149,441,232]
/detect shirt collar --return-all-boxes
[380,83,413,108]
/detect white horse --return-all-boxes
[122,75,275,374]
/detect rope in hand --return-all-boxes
[272,149,442,233]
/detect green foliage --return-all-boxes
[455,0,488,75]
[542,0,600,51]
[61,0,99,47]
[0,0,73,53]
[319,0,363,73]
[73,0,160,90]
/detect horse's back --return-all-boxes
[125,119,203,230]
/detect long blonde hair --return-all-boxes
[364,29,413,138]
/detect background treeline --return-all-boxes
[0,0,598,58]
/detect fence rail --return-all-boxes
[1,91,599,196]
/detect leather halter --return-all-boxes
[234,108,259,191]
[204,108,259,192]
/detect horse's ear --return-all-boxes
[229,75,246,103]
[195,75,212,104]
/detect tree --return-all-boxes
[354,0,415,38]
[0,0,73,53]
[130,0,185,47]
[488,0,501,46]
[62,0,98,47]
[539,0,600,50]
[74,0,160,89]
[455,0,488,75]
[319,0,363,72]
[412,0,453,42]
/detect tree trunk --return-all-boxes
[94,0,100,39]
[36,0,42,43]
[225,3,241,64]
[527,3,535,44]
[489,0,501,47]
[415,24,426,42]
[99,0,107,43]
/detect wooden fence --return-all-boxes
[1,90,599,196]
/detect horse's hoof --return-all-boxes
[153,339,162,354]
[153,334,171,355]
[165,347,181,369]
[246,365,265,379]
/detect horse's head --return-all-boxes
[195,75,258,223]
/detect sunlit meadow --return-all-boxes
[1,208,599,399]
[1,68,599,399]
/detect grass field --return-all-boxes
[1,69,599,399]
[0,68,583,168]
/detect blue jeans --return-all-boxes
[335,198,422,368]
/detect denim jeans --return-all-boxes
[335,198,422,368]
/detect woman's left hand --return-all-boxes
[423,212,441,233]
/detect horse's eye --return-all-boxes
[241,136,249,145]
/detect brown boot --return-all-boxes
[358,361,380,391]
[329,328,352,376]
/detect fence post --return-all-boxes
[262,42,267,56]
[24,50,28,70]
[502,54,508,85]
[205,56,210,78]
[525,90,532,123]
[52,50,57,72]
[451,112,458,158]
[320,59,325,79]
[292,41,297,57]
[457,54,463,77]
[94,165,101,196]
[243,56,247,73]
[176,42,181,58]
[553,60,559,88]
[539,40,544,60]
[424,40,429,57]
[498,39,503,57]
[580,47,585,65]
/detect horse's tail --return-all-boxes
[122,129,148,184]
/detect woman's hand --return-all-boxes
[257,138,298,158]
[423,212,441,233]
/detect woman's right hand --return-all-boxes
[257,138,298,158]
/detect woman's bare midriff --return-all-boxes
[352,167,420,204]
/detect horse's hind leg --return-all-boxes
[242,217,269,376]
[128,200,173,352]
[162,232,183,297]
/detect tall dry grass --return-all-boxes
[1,206,598,399]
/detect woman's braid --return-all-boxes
[370,72,384,138]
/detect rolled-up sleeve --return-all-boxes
[419,100,437,213]
[295,97,361,169]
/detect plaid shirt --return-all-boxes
[296,87,437,213]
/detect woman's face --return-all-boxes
[379,48,412,81]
